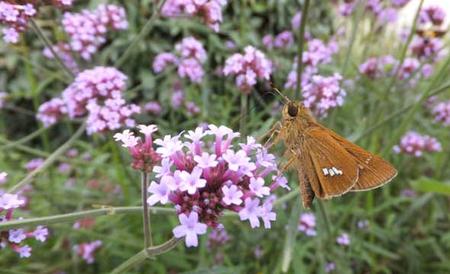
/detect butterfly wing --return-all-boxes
[300,127,360,199]
[319,125,398,191]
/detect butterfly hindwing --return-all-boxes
[302,127,359,199]
[319,125,398,191]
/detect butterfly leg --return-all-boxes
[261,122,282,149]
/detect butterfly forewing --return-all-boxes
[302,128,359,199]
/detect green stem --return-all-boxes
[0,127,49,150]
[30,19,75,78]
[317,200,331,237]
[8,122,86,193]
[0,206,175,230]
[354,80,450,142]
[342,0,365,75]
[141,172,153,250]
[110,237,182,274]
[294,0,310,100]
[114,0,167,68]
[239,94,248,137]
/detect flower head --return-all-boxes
[173,212,208,247]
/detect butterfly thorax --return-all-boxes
[280,101,316,151]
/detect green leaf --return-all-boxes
[411,177,450,195]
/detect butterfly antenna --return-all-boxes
[272,87,290,104]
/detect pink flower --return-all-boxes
[179,167,207,194]
[74,240,102,264]
[37,98,67,127]
[223,46,272,93]
[302,73,346,117]
[239,198,262,228]
[291,12,302,29]
[274,31,294,49]
[221,184,243,205]
[114,129,140,148]
[432,100,450,126]
[336,232,351,246]
[147,177,172,205]
[173,212,208,247]
[32,226,49,242]
[153,52,178,73]
[393,131,441,157]
[249,177,270,197]
[25,158,44,171]
[298,212,316,236]
[419,6,446,26]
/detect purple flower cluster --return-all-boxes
[262,31,294,50]
[207,225,230,249]
[223,46,272,93]
[359,55,396,79]
[62,4,128,60]
[419,6,446,26]
[25,158,44,171]
[153,37,207,83]
[37,67,140,134]
[144,101,163,116]
[0,190,49,258]
[298,212,316,236]
[116,124,287,247]
[285,38,339,90]
[410,36,444,61]
[338,0,410,23]
[431,100,450,126]
[302,73,346,117]
[393,131,442,157]
[161,0,228,32]
[74,240,102,264]
[0,2,36,43]
[43,43,79,74]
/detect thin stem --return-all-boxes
[30,19,75,78]
[110,237,182,274]
[317,200,331,237]
[342,0,365,75]
[0,127,49,150]
[294,0,310,100]
[8,121,87,194]
[114,0,167,68]
[141,172,153,250]
[0,206,176,230]
[239,93,248,137]
[354,80,450,142]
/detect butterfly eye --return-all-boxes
[287,103,298,117]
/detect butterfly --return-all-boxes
[267,93,397,208]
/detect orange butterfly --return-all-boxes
[267,95,397,208]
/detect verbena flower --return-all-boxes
[74,240,102,264]
[291,12,302,29]
[0,192,49,258]
[223,46,272,93]
[359,56,397,79]
[285,39,338,90]
[325,262,336,273]
[144,101,162,116]
[298,212,316,236]
[302,73,346,118]
[161,0,228,32]
[0,2,36,43]
[336,232,350,246]
[43,43,79,74]
[37,67,140,134]
[393,131,441,157]
[25,158,44,171]
[141,124,287,247]
[410,36,444,61]
[153,37,207,83]
[274,31,294,49]
[62,4,127,60]
[207,225,230,249]
[432,100,450,126]
[419,6,446,26]
[114,125,161,172]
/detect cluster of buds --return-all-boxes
[393,131,442,157]
[114,124,288,247]
[153,37,207,83]
[161,0,228,32]
[37,67,140,134]
[223,46,272,93]
[0,183,49,258]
